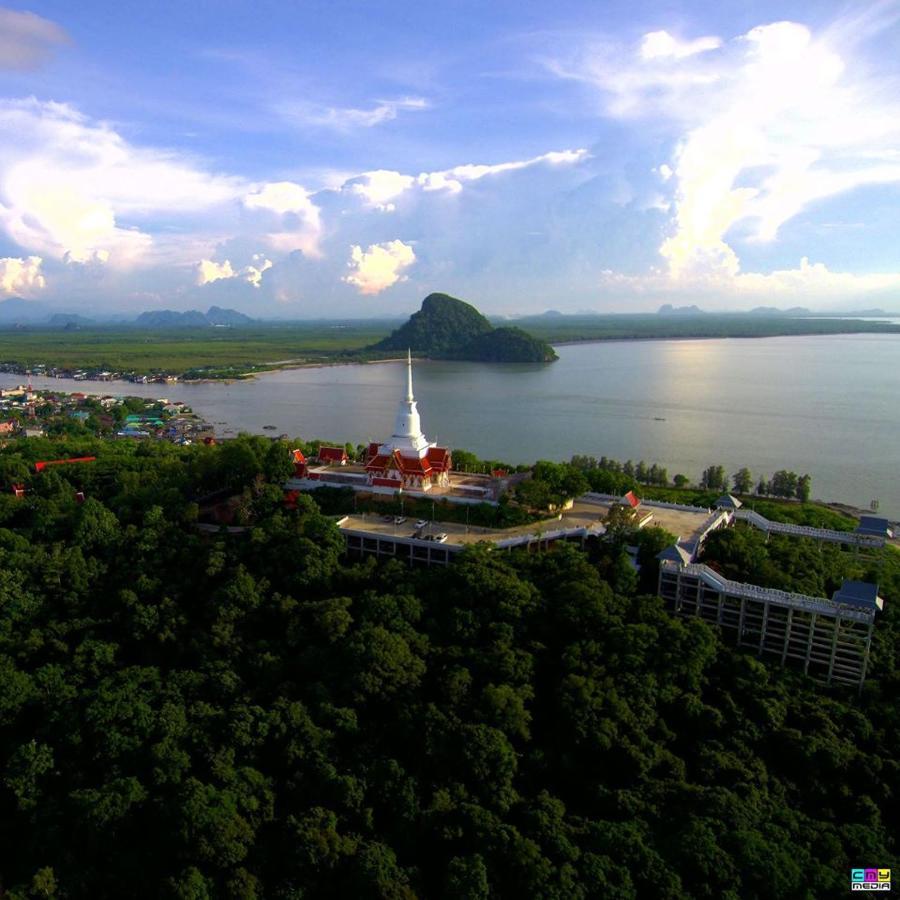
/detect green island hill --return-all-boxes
[371,292,558,362]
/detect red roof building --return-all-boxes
[291,448,308,476]
[317,446,349,465]
[622,490,641,509]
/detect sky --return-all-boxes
[1,0,900,317]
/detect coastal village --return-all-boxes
[0,383,213,443]
[0,361,181,385]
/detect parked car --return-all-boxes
[394,516,407,524]
[433,533,448,543]
[415,519,428,528]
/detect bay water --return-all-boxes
[3,333,898,517]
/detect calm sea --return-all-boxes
[3,333,898,518]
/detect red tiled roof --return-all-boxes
[395,451,431,475]
[623,490,641,508]
[366,449,434,476]
[425,446,451,470]
[365,453,392,471]
[318,446,348,462]
[365,441,381,460]
[292,448,306,463]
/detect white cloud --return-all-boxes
[0,98,246,267]
[342,148,590,207]
[196,258,236,285]
[556,16,900,288]
[425,148,590,193]
[196,254,272,288]
[277,97,428,130]
[733,256,900,296]
[640,30,721,61]
[243,181,322,255]
[0,8,69,70]
[599,256,900,303]
[243,254,273,287]
[346,170,416,211]
[0,255,45,296]
[64,248,110,266]
[342,240,416,295]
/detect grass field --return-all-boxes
[0,321,399,373]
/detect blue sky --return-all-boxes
[1,0,899,316]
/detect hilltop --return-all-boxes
[372,292,557,362]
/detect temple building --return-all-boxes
[364,351,452,491]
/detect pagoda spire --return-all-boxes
[406,348,414,401]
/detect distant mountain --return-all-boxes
[207,305,254,326]
[372,293,557,362]
[748,306,811,316]
[134,307,254,328]
[658,304,704,316]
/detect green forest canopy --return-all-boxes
[0,435,897,898]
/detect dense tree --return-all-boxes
[0,436,896,898]
[732,467,753,495]
[701,465,727,491]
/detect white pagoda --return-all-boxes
[364,351,451,491]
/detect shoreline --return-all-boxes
[4,378,894,526]
[4,328,899,385]
[183,355,412,384]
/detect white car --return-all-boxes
[433,533,448,543]
[415,519,428,528]
[394,516,407,524]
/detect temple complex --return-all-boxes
[288,351,463,497]
[363,351,452,491]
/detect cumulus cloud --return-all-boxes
[0,8,69,70]
[243,254,273,287]
[345,170,416,211]
[639,30,721,61]
[420,148,590,194]
[196,259,236,285]
[243,181,322,255]
[0,98,245,267]
[277,96,428,130]
[196,254,272,288]
[64,248,110,266]
[554,15,900,290]
[599,256,900,303]
[342,240,416,295]
[0,255,45,296]
[344,148,590,208]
